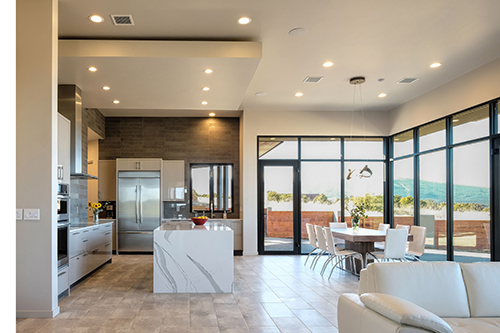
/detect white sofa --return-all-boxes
[338,261,500,333]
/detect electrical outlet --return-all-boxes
[16,209,23,220]
[24,209,40,220]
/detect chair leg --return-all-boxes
[328,256,347,279]
[312,250,325,269]
[321,255,334,275]
[304,247,318,266]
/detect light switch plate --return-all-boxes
[24,209,40,220]
[16,209,23,220]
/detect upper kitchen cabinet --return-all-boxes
[162,160,185,202]
[57,113,71,183]
[98,160,116,201]
[116,158,162,171]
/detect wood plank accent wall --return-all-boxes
[99,117,240,218]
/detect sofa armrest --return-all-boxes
[360,293,453,333]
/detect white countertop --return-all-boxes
[70,219,115,231]
[156,221,232,231]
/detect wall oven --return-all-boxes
[57,222,69,268]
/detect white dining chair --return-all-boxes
[396,224,410,230]
[329,222,348,249]
[405,225,426,261]
[312,225,329,270]
[366,228,408,266]
[304,223,321,267]
[374,223,390,250]
[323,227,363,279]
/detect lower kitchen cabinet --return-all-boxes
[58,266,69,296]
[69,222,113,286]
[69,253,88,285]
[211,219,243,254]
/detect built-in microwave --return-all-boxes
[57,197,69,221]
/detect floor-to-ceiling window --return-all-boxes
[390,101,497,262]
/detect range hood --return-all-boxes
[58,85,98,180]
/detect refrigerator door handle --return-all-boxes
[139,185,143,224]
[135,185,139,223]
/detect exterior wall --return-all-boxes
[16,0,59,318]
[241,110,390,255]
[99,117,240,219]
[388,57,500,135]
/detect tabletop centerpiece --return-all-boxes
[87,201,109,224]
[346,203,367,232]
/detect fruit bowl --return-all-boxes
[191,217,208,225]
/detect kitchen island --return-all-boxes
[153,221,234,293]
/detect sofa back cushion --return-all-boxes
[460,262,500,317]
[360,262,470,318]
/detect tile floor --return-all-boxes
[16,254,359,333]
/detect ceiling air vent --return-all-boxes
[110,15,135,26]
[396,77,419,84]
[303,76,324,83]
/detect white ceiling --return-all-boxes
[58,0,500,117]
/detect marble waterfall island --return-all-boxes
[154,221,234,293]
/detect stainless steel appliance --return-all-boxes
[57,183,70,222]
[117,171,161,252]
[57,222,69,268]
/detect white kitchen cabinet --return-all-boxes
[98,160,117,201]
[162,160,185,201]
[69,253,87,285]
[116,158,162,171]
[68,222,113,286]
[57,113,71,183]
[58,266,69,296]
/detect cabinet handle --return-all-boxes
[136,161,141,169]
[105,243,110,247]
[83,230,89,233]
[58,271,67,277]
[72,232,80,235]
[83,254,88,257]
[105,232,111,235]
[82,239,88,243]
[93,228,99,231]
[61,166,64,180]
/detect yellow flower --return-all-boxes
[88,202,92,207]
[92,203,98,209]
[96,203,102,208]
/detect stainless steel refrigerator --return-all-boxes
[117,171,160,252]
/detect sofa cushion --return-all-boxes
[360,293,453,333]
[361,262,470,317]
[460,262,500,317]
[443,317,500,333]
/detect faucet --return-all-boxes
[210,203,214,218]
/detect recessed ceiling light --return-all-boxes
[209,112,216,117]
[89,15,104,23]
[378,93,387,98]
[295,92,303,97]
[202,87,210,91]
[270,137,276,140]
[204,69,213,74]
[323,61,334,68]
[102,86,110,90]
[453,119,459,122]
[330,138,336,141]
[88,67,97,72]
[113,100,120,104]
[237,17,252,25]
[430,62,442,68]
[201,101,208,105]
[255,92,267,97]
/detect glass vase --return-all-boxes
[93,213,99,224]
